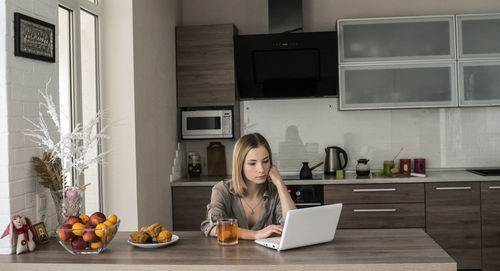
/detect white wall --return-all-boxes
[0,0,59,254]
[182,0,500,173]
[132,0,180,230]
[101,0,139,231]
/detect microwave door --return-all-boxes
[182,111,224,138]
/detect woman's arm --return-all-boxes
[268,165,296,221]
[209,225,283,240]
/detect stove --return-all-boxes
[467,169,500,176]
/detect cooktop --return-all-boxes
[467,169,500,176]
[281,174,324,180]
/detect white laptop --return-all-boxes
[255,203,343,251]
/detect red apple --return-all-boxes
[67,216,82,226]
[84,220,95,229]
[90,212,106,226]
[71,237,87,250]
[58,224,75,241]
[82,230,99,243]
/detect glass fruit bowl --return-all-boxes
[56,219,120,255]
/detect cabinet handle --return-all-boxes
[353,188,396,192]
[435,186,471,191]
[353,208,397,213]
[489,186,500,190]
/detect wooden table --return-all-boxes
[0,229,456,271]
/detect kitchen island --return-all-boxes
[0,229,456,271]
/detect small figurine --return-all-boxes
[1,215,36,254]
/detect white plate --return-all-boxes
[127,234,179,248]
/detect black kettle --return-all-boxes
[324,146,348,175]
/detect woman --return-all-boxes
[200,133,296,240]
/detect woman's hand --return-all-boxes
[267,165,284,187]
[254,225,283,239]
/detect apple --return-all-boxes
[90,212,106,226]
[84,220,95,229]
[71,237,87,250]
[67,216,82,226]
[58,224,74,241]
[83,231,99,243]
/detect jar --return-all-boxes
[414,158,426,174]
[188,152,202,177]
[383,160,395,175]
[400,159,411,175]
[356,159,370,176]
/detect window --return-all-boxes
[58,0,102,213]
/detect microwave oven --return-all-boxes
[181,109,233,139]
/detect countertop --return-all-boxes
[0,229,456,271]
[172,170,500,186]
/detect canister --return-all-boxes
[414,158,426,174]
[383,160,395,175]
[400,159,411,175]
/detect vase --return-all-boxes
[50,187,85,225]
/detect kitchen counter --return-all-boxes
[0,229,455,271]
[172,170,500,186]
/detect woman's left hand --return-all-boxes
[267,165,284,187]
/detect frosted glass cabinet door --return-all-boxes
[457,14,500,58]
[338,16,455,63]
[459,61,500,106]
[340,63,457,110]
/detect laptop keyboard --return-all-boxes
[263,237,281,244]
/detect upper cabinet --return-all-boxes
[339,16,455,63]
[176,24,238,107]
[338,16,457,110]
[457,14,500,106]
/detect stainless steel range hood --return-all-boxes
[268,0,303,33]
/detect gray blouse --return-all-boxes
[200,180,283,237]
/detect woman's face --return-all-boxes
[243,146,271,184]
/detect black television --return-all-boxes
[234,31,338,99]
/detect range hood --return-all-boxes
[268,0,303,33]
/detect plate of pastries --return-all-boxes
[128,223,178,248]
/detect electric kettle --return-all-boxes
[324,146,348,175]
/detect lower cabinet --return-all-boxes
[425,182,481,270]
[172,186,212,231]
[481,181,500,271]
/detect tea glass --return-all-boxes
[217,218,238,245]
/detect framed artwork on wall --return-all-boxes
[14,12,55,63]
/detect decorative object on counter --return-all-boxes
[32,222,49,245]
[371,171,384,178]
[324,146,348,175]
[50,185,87,225]
[207,142,226,177]
[414,158,426,174]
[336,169,345,179]
[1,215,36,254]
[187,151,202,177]
[217,218,238,246]
[299,161,324,179]
[128,223,178,249]
[383,160,395,175]
[24,78,109,225]
[14,12,55,62]
[56,212,120,255]
[400,159,412,175]
[355,159,370,176]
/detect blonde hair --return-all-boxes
[231,133,274,197]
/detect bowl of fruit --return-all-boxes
[56,212,119,255]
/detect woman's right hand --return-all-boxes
[254,225,283,240]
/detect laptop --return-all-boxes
[255,203,343,251]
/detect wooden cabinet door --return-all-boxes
[172,186,213,231]
[482,181,500,271]
[176,24,237,107]
[425,182,481,270]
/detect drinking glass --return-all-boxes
[217,219,238,245]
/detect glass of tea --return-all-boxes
[217,218,238,245]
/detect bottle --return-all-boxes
[188,152,202,177]
[356,159,370,176]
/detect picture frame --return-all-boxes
[14,12,55,62]
[33,222,49,245]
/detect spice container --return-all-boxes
[400,159,411,175]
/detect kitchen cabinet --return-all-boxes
[457,14,500,106]
[481,181,500,271]
[176,24,238,107]
[337,15,457,110]
[172,186,212,231]
[324,183,425,229]
[425,182,481,270]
